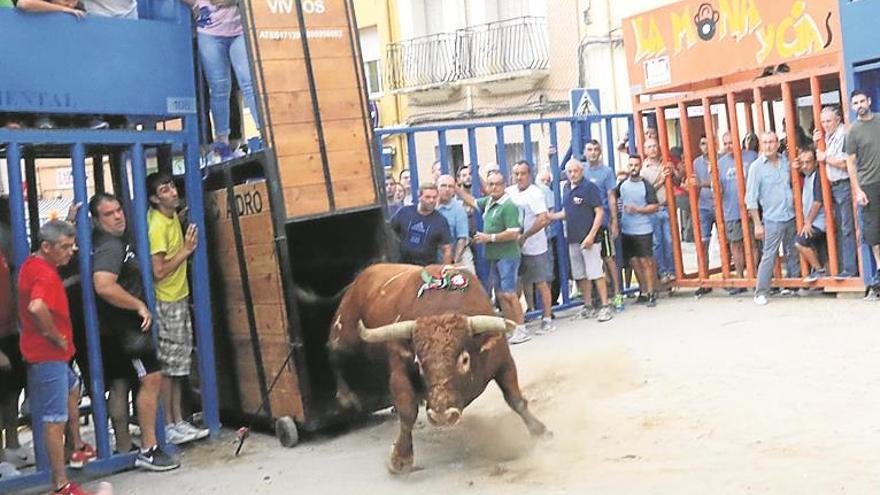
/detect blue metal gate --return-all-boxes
[375,112,635,315]
[0,3,219,491]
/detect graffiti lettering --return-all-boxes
[717,0,762,41]
[755,1,828,64]
[671,7,697,54]
[632,16,667,62]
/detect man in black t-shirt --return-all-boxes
[89,193,178,471]
[389,183,453,266]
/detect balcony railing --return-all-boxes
[385,16,549,92]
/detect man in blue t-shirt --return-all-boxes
[390,183,453,266]
[717,130,753,290]
[548,160,613,322]
[617,155,660,307]
[582,139,623,311]
[793,149,828,283]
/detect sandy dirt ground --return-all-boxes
[51,293,880,494]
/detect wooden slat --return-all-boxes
[255,34,352,62]
[266,89,362,124]
[283,183,331,217]
[260,58,357,92]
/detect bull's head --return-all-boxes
[359,314,514,427]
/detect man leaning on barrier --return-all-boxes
[90,193,179,471]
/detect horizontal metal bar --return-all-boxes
[375,114,632,136]
[0,129,189,145]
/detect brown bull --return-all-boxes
[327,263,549,473]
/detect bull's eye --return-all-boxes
[457,351,471,374]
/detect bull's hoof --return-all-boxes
[388,444,414,475]
[536,428,554,441]
[336,390,363,412]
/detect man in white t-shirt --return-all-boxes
[506,161,555,333]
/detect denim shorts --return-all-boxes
[26,362,79,423]
[488,256,520,294]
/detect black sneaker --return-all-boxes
[636,294,648,304]
[694,287,713,298]
[647,293,657,307]
[135,446,180,472]
[725,287,747,296]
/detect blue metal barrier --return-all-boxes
[375,113,634,316]
[841,0,880,286]
[0,6,219,492]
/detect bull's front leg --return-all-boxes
[387,357,418,474]
[495,362,550,438]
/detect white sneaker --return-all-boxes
[0,461,21,478]
[535,317,555,335]
[507,326,532,345]
[176,421,210,441]
[165,424,196,445]
[578,306,597,319]
[4,447,33,468]
[754,294,768,306]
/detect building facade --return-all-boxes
[353,0,678,180]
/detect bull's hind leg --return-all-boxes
[327,339,363,412]
[388,359,418,474]
[495,363,550,438]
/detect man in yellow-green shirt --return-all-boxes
[146,173,208,444]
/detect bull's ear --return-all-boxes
[479,335,502,353]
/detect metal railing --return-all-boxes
[385,16,549,91]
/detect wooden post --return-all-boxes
[781,81,809,278]
[655,105,684,280]
[702,97,732,279]
[810,76,840,276]
[726,93,757,278]
[678,102,707,280]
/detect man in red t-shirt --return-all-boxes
[18,220,105,495]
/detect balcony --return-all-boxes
[385,16,549,103]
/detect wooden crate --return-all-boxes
[243,0,378,219]
[206,181,305,422]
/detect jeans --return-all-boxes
[652,207,674,276]
[26,362,79,423]
[698,208,716,243]
[198,32,262,139]
[831,181,857,275]
[488,256,521,294]
[756,219,800,295]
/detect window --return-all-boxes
[432,144,465,174]
[365,60,383,98]
[497,142,539,168]
[360,27,383,98]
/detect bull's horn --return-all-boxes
[358,319,416,343]
[468,315,516,334]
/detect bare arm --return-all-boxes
[581,207,605,248]
[520,212,550,241]
[453,238,467,262]
[27,299,67,349]
[93,272,152,330]
[801,202,822,236]
[848,154,869,206]
[440,244,453,264]
[547,210,565,221]
[151,224,198,280]
[473,229,519,244]
[608,190,619,237]
[749,209,764,239]
[455,185,478,210]
[17,0,85,17]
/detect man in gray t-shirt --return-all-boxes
[846,90,880,295]
[83,0,137,18]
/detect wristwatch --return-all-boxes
[490,233,496,243]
